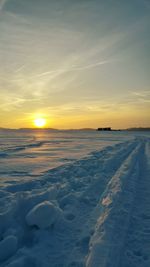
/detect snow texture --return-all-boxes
[0,130,150,267]
[0,235,18,262]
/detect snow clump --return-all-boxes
[26,201,63,229]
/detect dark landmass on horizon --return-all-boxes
[126,127,150,131]
[0,127,150,132]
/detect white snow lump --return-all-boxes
[26,201,62,229]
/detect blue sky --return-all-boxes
[0,0,150,128]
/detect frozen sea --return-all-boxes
[0,129,133,184]
[0,129,150,267]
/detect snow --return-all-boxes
[0,130,150,267]
[26,201,63,229]
[0,235,18,262]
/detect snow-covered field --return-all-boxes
[0,130,150,267]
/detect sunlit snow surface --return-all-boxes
[0,130,150,267]
[0,130,132,183]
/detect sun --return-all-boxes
[34,118,46,128]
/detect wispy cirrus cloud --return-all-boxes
[0,0,5,10]
[131,90,150,98]
[34,60,111,78]
[0,0,9,11]
[0,0,149,128]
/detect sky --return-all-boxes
[0,0,150,129]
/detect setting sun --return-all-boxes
[34,118,46,128]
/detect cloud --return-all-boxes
[0,0,5,10]
[0,0,8,10]
[71,60,111,71]
[34,60,111,79]
[132,90,150,98]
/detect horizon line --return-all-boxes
[0,127,150,131]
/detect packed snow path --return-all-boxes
[119,140,150,267]
[0,136,150,267]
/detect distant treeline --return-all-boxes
[97,127,111,131]
[127,127,150,131]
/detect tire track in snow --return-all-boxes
[86,138,150,267]
[86,139,150,267]
[118,139,150,267]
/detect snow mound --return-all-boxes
[0,235,18,262]
[26,201,62,229]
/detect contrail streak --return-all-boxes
[35,60,111,78]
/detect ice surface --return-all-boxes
[0,130,150,267]
[0,130,132,183]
